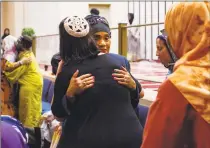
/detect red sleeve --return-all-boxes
[141,80,189,148]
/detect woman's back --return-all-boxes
[55,54,142,148]
[19,51,42,86]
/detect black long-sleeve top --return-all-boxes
[52,53,142,148]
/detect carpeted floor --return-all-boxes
[130,60,168,105]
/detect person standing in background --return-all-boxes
[1,28,10,54]
[2,28,10,40]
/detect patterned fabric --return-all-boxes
[157,35,178,63]
[1,58,16,117]
[2,35,17,63]
[1,36,19,117]
[165,2,210,123]
[64,16,89,37]
[141,80,210,148]
[85,14,111,36]
[1,115,28,148]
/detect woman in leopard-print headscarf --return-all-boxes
[1,35,32,117]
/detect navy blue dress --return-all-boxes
[52,53,143,148]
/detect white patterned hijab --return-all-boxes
[64,16,90,38]
[2,35,18,62]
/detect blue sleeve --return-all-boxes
[124,58,142,109]
[125,58,131,71]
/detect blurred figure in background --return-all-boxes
[4,35,43,128]
[1,35,32,117]
[2,35,32,72]
[156,32,178,77]
[2,28,10,40]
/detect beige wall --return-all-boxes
[1,2,15,36]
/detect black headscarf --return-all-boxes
[85,9,111,36]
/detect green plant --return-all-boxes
[21,27,35,37]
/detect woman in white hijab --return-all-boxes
[2,35,32,71]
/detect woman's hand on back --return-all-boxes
[66,70,95,97]
[20,57,32,65]
[112,66,136,90]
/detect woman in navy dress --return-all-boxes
[52,16,142,148]
[85,9,148,128]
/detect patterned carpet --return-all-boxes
[130,60,168,103]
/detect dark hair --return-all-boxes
[2,28,10,40]
[156,34,178,70]
[4,28,10,34]
[51,52,61,75]
[157,35,167,47]
[59,17,99,62]
[90,8,100,15]
[16,35,32,52]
